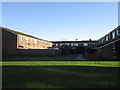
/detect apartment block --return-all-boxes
[52,40,97,55]
[96,26,120,60]
[2,27,53,56]
[52,40,97,48]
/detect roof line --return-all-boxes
[2,27,51,43]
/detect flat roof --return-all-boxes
[51,40,97,43]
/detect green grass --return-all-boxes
[2,56,120,88]
[1,61,120,67]
[2,66,119,88]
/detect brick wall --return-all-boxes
[17,49,62,57]
[2,29,17,56]
[98,42,119,60]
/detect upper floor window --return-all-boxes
[25,37,29,42]
[74,43,78,46]
[112,31,115,39]
[101,38,104,43]
[60,43,63,46]
[98,40,101,44]
[32,38,34,42]
[19,35,25,41]
[116,29,120,35]
[55,43,58,46]
[116,30,118,35]
[106,36,109,41]
[109,34,111,39]
[34,39,37,43]
[71,43,74,46]
[83,43,88,46]
[38,40,40,44]
[20,35,22,41]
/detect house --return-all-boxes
[52,40,97,55]
[52,40,96,48]
[96,26,120,60]
[2,27,53,56]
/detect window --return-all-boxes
[26,37,29,42]
[117,29,120,35]
[119,29,120,34]
[38,40,40,44]
[116,30,118,35]
[65,43,70,46]
[112,32,115,39]
[74,43,78,46]
[32,39,34,42]
[109,34,111,39]
[34,39,37,43]
[102,38,104,43]
[19,35,22,41]
[56,44,58,46]
[106,36,109,41]
[71,43,74,46]
[60,43,63,46]
[83,43,88,46]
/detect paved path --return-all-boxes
[75,54,87,60]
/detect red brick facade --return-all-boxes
[2,27,53,57]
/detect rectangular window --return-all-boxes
[106,36,109,41]
[117,29,120,35]
[26,37,29,42]
[74,43,78,46]
[32,39,34,42]
[38,40,40,44]
[66,43,70,46]
[60,43,63,46]
[19,35,22,41]
[56,44,58,46]
[109,34,111,39]
[102,39,104,43]
[112,31,115,39]
[71,43,74,46]
[118,29,120,34]
[34,39,37,43]
[116,30,118,35]
[83,43,88,46]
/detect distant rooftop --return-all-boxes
[51,40,97,43]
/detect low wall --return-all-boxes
[85,53,102,60]
[17,49,62,57]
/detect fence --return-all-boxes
[17,49,62,57]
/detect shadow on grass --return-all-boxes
[3,56,75,61]
[2,66,120,88]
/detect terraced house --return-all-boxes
[96,26,120,60]
[2,27,53,56]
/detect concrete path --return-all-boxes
[75,54,87,60]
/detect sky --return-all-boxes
[2,2,118,41]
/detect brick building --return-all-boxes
[2,27,53,56]
[96,26,120,60]
[52,40,96,48]
[2,27,17,56]
[52,40,97,55]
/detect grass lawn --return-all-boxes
[1,56,120,88]
[2,66,119,88]
[1,61,120,67]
